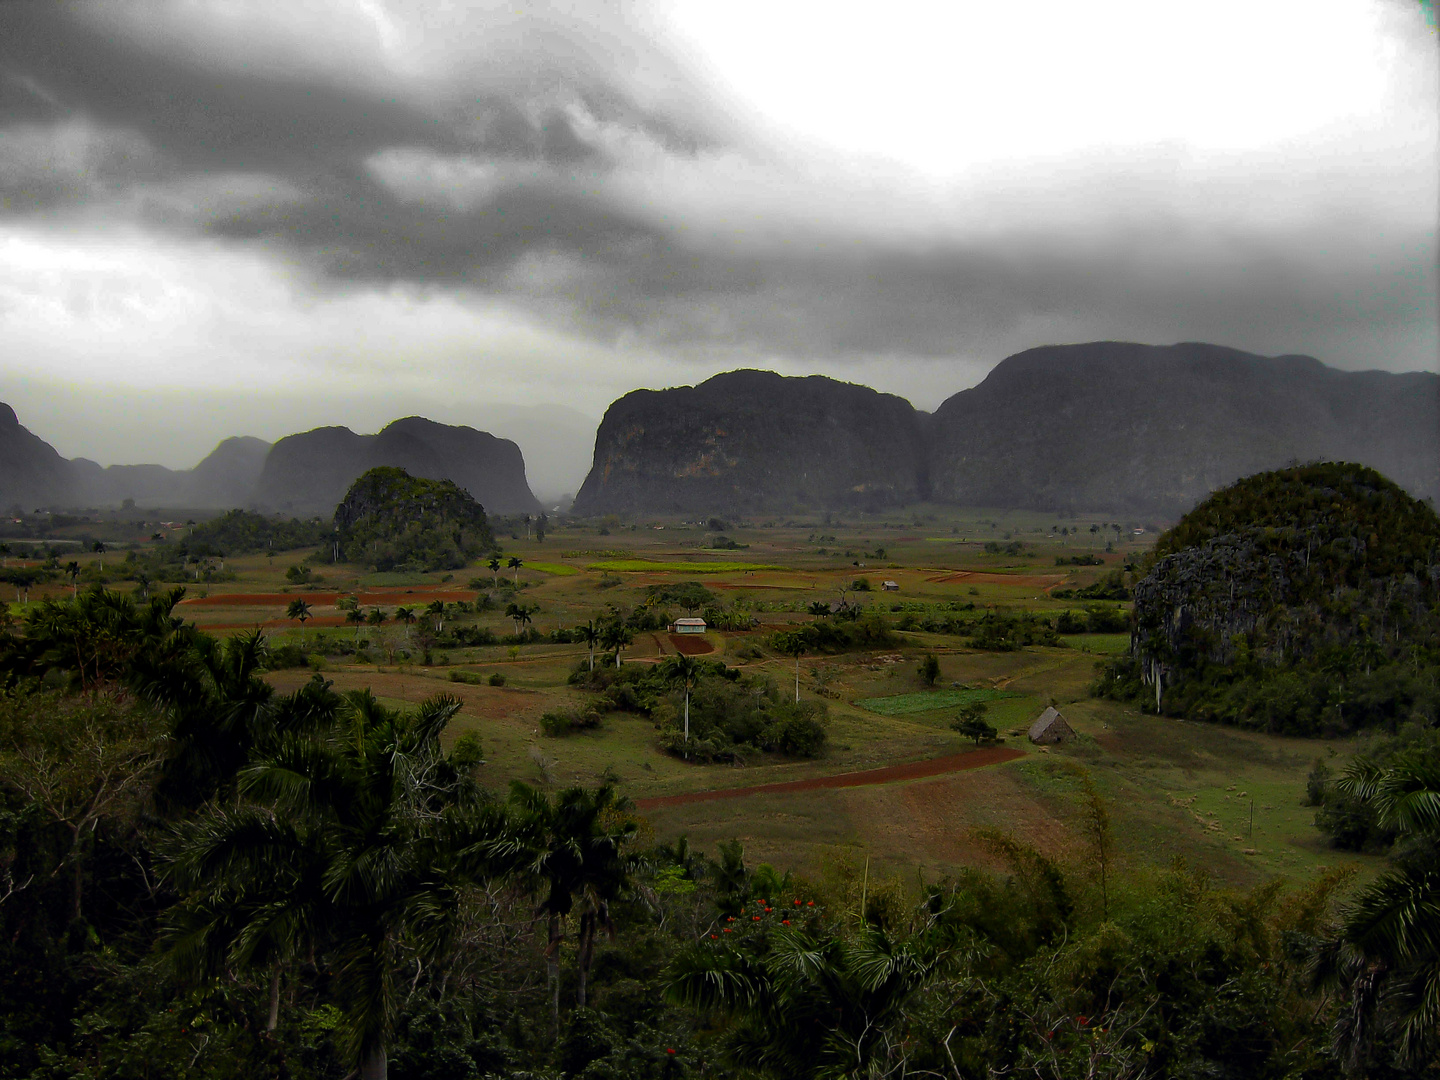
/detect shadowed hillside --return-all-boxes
[251,416,542,516]
[573,370,928,515]
[928,342,1438,515]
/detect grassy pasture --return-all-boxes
[18,503,1375,889]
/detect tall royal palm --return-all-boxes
[661,653,702,749]
[601,619,632,668]
[579,619,601,673]
[494,782,640,1036]
[162,691,496,1080]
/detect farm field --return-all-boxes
[12,504,1377,889]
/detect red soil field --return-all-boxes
[635,746,1024,809]
[667,633,715,655]
[925,571,1067,590]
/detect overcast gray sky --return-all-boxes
[1,0,1435,479]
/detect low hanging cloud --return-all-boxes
[0,0,1435,467]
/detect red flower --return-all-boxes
[723,928,733,933]
[752,915,761,921]
[807,900,814,906]
[1077,1016,1089,1026]
[667,1047,676,1054]
[794,899,802,906]
[764,907,772,912]
[726,916,734,922]
[782,919,790,925]
[710,934,717,939]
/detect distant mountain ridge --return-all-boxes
[574,343,1437,517]
[251,417,541,516]
[4,341,1434,519]
[927,342,1438,515]
[0,410,540,516]
[0,402,272,511]
[572,370,927,515]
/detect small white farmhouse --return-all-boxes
[672,617,707,634]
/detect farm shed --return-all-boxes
[882,580,900,591]
[672,617,707,634]
[1028,707,1074,744]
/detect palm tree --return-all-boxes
[346,607,366,641]
[162,692,493,1080]
[668,922,954,1077]
[65,560,81,598]
[0,542,10,567]
[494,782,640,1034]
[286,598,312,627]
[601,620,632,668]
[661,653,702,749]
[1313,752,1440,1068]
[91,540,106,568]
[394,606,416,646]
[488,555,501,588]
[508,556,523,584]
[504,602,526,636]
[579,619,601,673]
[366,606,387,628]
[426,599,446,633]
[808,601,830,618]
[774,631,807,703]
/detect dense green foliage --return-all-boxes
[570,659,828,762]
[1100,464,1440,735]
[186,509,330,557]
[334,467,495,572]
[0,588,1435,1078]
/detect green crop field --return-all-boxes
[856,688,1017,716]
[19,502,1380,888]
[585,558,785,573]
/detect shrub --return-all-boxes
[487,672,505,686]
[539,708,603,737]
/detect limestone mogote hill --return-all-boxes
[573,342,1438,518]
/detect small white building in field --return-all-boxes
[882,580,900,591]
[672,617,707,634]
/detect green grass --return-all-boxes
[857,688,1016,716]
[523,561,580,576]
[358,571,442,586]
[1060,633,1130,655]
[586,559,784,574]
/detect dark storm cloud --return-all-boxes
[0,1,1434,378]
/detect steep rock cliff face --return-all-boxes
[334,466,493,571]
[1,403,272,510]
[572,370,928,515]
[0,404,79,509]
[251,417,541,516]
[929,342,1439,515]
[1128,463,1440,722]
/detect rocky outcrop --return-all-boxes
[250,417,542,516]
[0,403,79,511]
[572,370,928,515]
[335,466,494,571]
[0,404,271,510]
[1129,463,1440,714]
[928,342,1439,515]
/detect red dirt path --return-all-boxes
[635,746,1024,810]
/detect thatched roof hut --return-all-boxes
[1028,706,1074,744]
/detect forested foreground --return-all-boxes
[1,589,1437,1078]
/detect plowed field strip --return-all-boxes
[180,589,478,607]
[635,746,1023,809]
